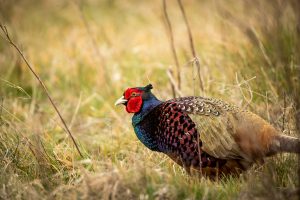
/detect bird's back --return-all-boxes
[168,97,281,162]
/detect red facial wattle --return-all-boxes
[124,88,143,113]
[126,96,143,113]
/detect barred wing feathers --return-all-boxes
[168,97,249,160]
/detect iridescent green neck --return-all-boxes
[132,93,162,127]
[131,93,162,151]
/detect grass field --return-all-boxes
[0,0,300,199]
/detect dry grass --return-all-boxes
[0,0,299,199]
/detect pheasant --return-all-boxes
[115,84,300,177]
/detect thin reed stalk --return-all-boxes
[0,25,84,158]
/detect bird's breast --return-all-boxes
[133,122,161,152]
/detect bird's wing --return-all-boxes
[189,113,242,159]
[168,97,245,160]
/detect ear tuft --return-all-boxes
[144,84,153,91]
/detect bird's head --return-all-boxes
[115,84,154,113]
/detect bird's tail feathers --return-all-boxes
[270,135,300,154]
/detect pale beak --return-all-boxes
[114,96,128,106]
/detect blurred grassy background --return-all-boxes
[0,0,299,199]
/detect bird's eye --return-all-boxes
[131,92,137,97]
